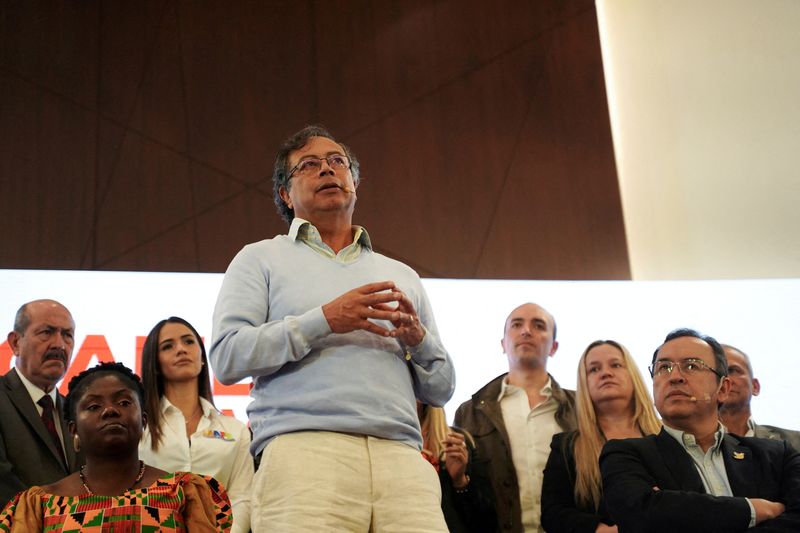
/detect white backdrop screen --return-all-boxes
[1,270,796,430]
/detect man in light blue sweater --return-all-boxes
[210,125,455,531]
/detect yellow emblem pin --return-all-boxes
[733,451,745,460]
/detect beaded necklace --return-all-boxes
[80,460,146,495]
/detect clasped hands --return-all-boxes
[321,281,425,347]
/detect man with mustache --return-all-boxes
[211,125,455,531]
[455,303,577,532]
[718,344,800,450]
[600,328,800,532]
[1,299,83,506]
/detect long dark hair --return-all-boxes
[140,317,214,450]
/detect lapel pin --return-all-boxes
[733,451,745,460]
[202,429,235,441]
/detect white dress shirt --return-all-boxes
[499,376,560,533]
[139,396,253,533]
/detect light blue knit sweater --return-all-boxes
[210,222,455,456]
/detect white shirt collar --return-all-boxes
[15,367,58,406]
[497,375,553,402]
[160,395,217,419]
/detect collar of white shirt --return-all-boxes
[497,375,553,403]
[160,395,217,420]
[16,368,59,412]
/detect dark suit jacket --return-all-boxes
[439,426,498,533]
[542,431,613,533]
[454,373,576,533]
[754,423,800,453]
[600,428,800,532]
[0,368,82,506]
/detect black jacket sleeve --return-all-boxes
[440,427,499,533]
[600,436,752,533]
[541,431,607,533]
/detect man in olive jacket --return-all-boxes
[455,303,576,533]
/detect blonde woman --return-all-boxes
[541,340,660,533]
[418,403,498,533]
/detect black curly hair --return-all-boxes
[64,362,146,423]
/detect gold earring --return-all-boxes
[73,434,81,452]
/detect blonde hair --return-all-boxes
[418,404,474,461]
[572,340,661,510]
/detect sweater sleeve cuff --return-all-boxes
[294,306,333,348]
[402,326,432,360]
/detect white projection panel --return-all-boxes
[596,0,800,280]
[0,270,797,430]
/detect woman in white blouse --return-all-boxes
[138,316,253,533]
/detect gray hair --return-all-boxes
[271,125,360,225]
[721,344,754,377]
[13,303,31,334]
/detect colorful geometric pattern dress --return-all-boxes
[0,472,232,532]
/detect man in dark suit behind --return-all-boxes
[718,343,800,451]
[0,299,82,506]
[600,328,800,532]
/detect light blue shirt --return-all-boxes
[210,218,455,456]
[663,423,756,527]
[293,217,371,263]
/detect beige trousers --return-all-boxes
[251,431,448,532]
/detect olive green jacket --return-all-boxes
[454,373,576,533]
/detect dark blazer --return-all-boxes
[454,373,576,533]
[0,368,82,506]
[600,428,800,532]
[439,427,498,533]
[541,431,613,533]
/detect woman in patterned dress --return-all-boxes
[0,362,232,532]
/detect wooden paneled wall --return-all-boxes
[0,0,629,280]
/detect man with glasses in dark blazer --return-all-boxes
[600,328,800,532]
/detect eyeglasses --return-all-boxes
[288,154,351,178]
[649,358,724,379]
